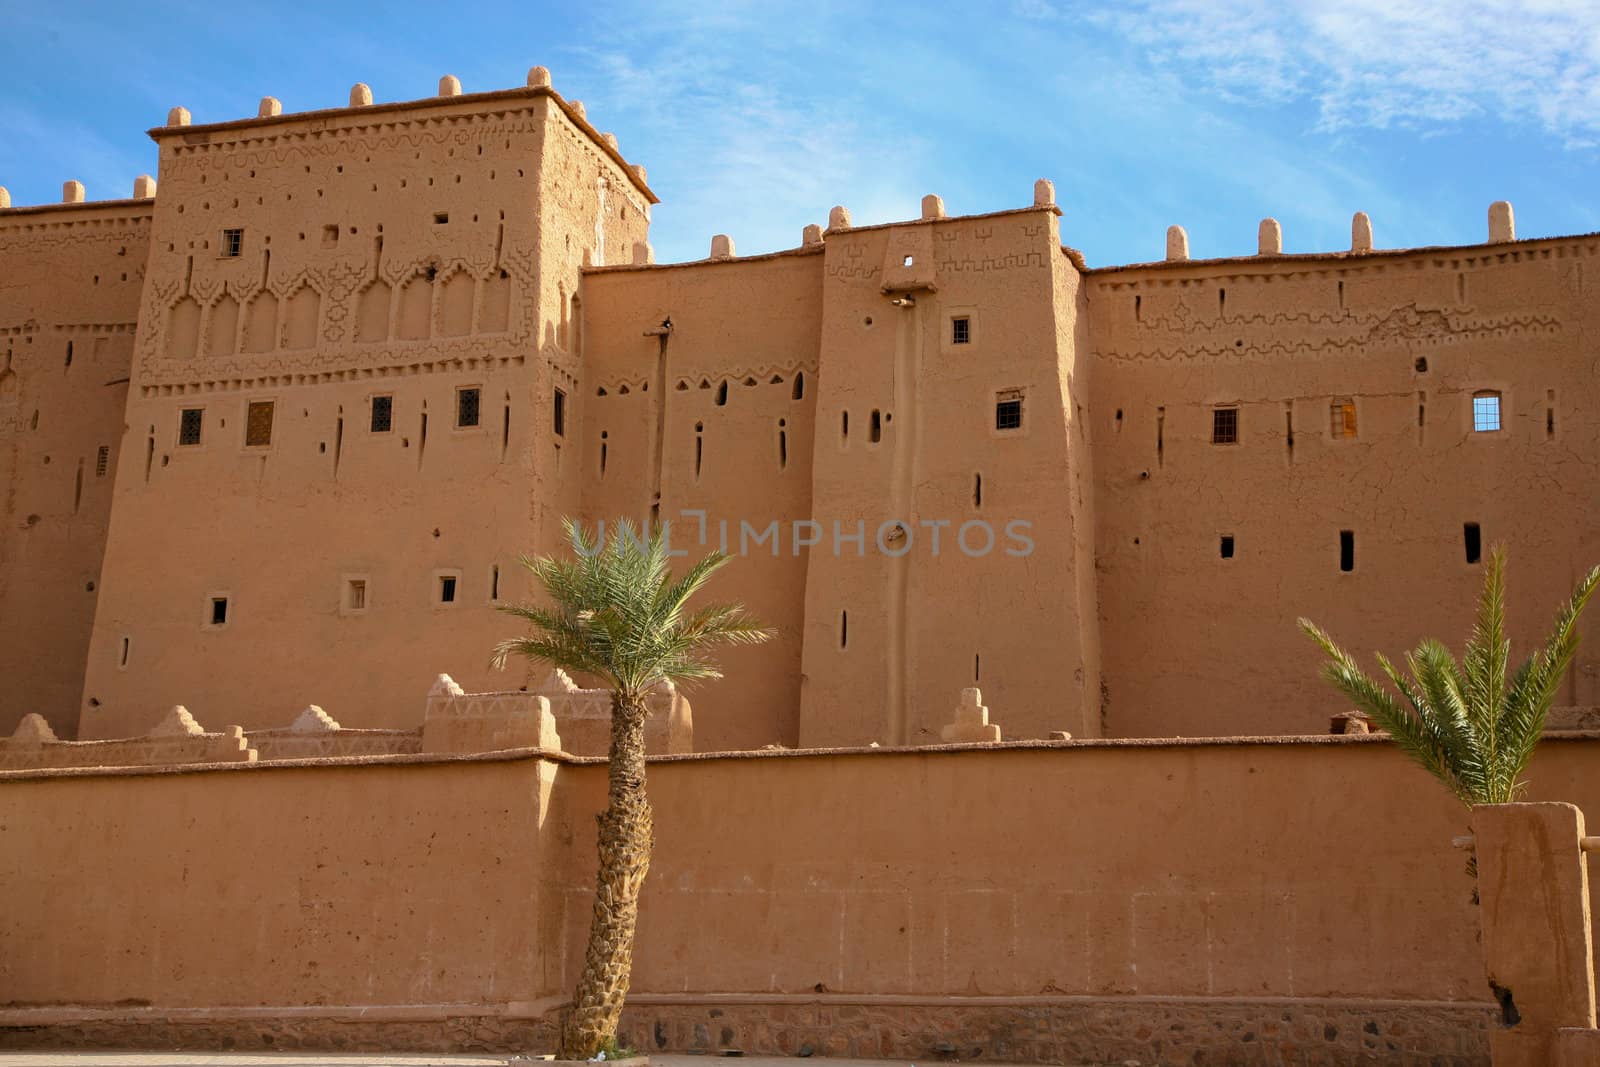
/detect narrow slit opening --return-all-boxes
[1464,523,1482,565]
[974,472,982,508]
[1339,530,1355,573]
[869,409,882,443]
[840,610,848,650]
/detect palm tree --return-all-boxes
[492,517,772,1059]
[1300,546,1598,806]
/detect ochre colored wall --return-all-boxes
[13,740,1598,1014]
[0,200,152,738]
[794,209,1099,746]
[0,756,564,1008]
[76,90,650,738]
[3,73,1597,753]
[580,740,1598,1002]
[1084,242,1600,737]
[579,252,824,750]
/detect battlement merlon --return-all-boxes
[145,79,658,206]
[582,195,1067,276]
[0,176,157,218]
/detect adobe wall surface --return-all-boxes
[76,87,649,739]
[579,251,823,750]
[0,755,565,1010]
[795,203,1101,746]
[10,737,1600,1062]
[0,198,152,738]
[1084,237,1600,736]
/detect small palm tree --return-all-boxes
[1300,546,1598,806]
[492,517,772,1059]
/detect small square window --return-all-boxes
[1330,398,1357,438]
[244,400,274,447]
[210,596,229,626]
[1473,391,1502,432]
[221,229,244,257]
[457,387,481,428]
[952,317,971,345]
[995,392,1023,431]
[1212,407,1239,444]
[178,408,203,446]
[434,212,449,225]
[370,394,393,433]
[553,387,566,437]
[321,224,339,247]
[439,575,457,603]
[1220,535,1235,559]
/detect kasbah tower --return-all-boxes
[1,68,1596,752]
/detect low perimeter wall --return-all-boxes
[6,736,1600,1063]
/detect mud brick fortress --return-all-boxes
[4,68,1600,1064]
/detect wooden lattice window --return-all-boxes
[178,408,203,446]
[245,401,275,447]
[457,387,481,428]
[370,394,393,433]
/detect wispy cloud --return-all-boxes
[557,2,932,261]
[1071,0,1600,146]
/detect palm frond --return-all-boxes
[491,517,773,700]
[1299,551,1599,808]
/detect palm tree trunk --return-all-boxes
[559,691,653,1060]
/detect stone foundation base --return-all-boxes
[617,997,1491,1066]
[0,996,1492,1065]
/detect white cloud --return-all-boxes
[1075,0,1600,146]
[558,4,932,262]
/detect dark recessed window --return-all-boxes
[210,597,229,626]
[1464,523,1482,565]
[178,408,203,446]
[553,388,566,437]
[433,212,449,225]
[457,387,481,428]
[1220,535,1235,559]
[995,395,1023,431]
[370,394,393,433]
[244,400,275,447]
[1339,530,1355,573]
[1473,391,1502,433]
[221,229,244,257]
[952,317,971,345]
[439,575,457,603]
[1212,407,1239,444]
[347,579,367,611]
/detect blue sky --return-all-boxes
[2,0,1597,267]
